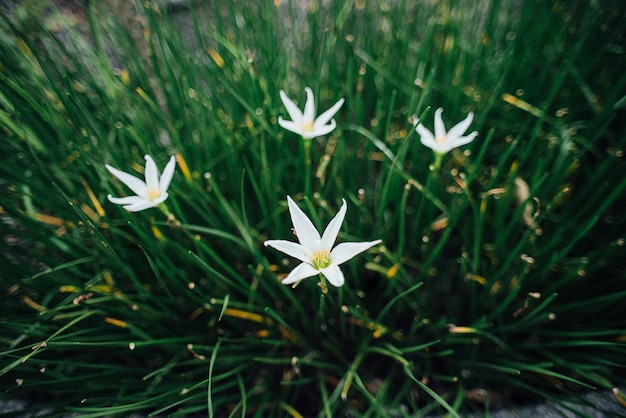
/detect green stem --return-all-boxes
[318,273,329,295]
[316,274,328,334]
[303,138,313,197]
[157,203,178,224]
[431,152,444,172]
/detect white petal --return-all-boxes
[107,195,147,205]
[433,108,446,140]
[447,111,474,141]
[144,155,160,193]
[431,141,450,154]
[319,264,345,287]
[287,196,321,250]
[416,124,436,150]
[448,132,478,151]
[108,194,155,211]
[330,240,382,266]
[264,240,310,263]
[105,164,147,197]
[278,118,304,136]
[159,155,176,193]
[320,199,347,251]
[306,119,336,138]
[282,262,319,285]
[279,90,303,123]
[300,130,319,140]
[314,97,344,128]
[303,87,315,124]
[151,192,169,205]
[123,200,159,212]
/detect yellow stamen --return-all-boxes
[147,188,161,201]
[311,250,331,269]
[301,120,314,131]
[435,135,447,144]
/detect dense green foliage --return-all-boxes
[1,0,625,416]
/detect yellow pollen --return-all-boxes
[147,188,161,201]
[435,135,447,144]
[301,120,314,131]
[311,250,331,269]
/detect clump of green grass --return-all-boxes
[1,0,625,416]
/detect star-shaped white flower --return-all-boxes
[105,154,176,212]
[278,87,345,139]
[415,108,478,154]
[264,196,381,288]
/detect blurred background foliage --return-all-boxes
[1,0,625,416]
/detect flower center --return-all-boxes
[311,250,331,269]
[147,188,161,201]
[435,135,447,144]
[301,120,314,131]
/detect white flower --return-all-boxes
[278,87,345,139]
[105,154,176,212]
[415,108,478,154]
[264,196,381,288]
